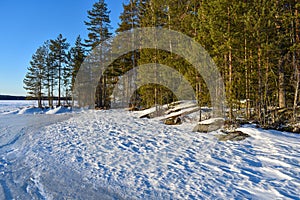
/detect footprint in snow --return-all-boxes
[76,156,83,163]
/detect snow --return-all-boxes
[197,117,225,125]
[45,106,72,114]
[135,106,158,117]
[0,101,74,116]
[0,100,36,114]
[165,100,197,114]
[156,106,200,121]
[16,106,72,115]
[18,107,45,115]
[0,101,300,199]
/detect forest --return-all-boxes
[24,0,299,129]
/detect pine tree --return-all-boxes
[50,34,70,106]
[24,46,47,108]
[84,0,112,50]
[137,0,169,108]
[43,41,56,107]
[115,0,141,107]
[69,35,86,106]
[85,0,112,108]
[117,0,140,32]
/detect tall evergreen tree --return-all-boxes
[43,41,56,107]
[117,0,140,32]
[69,35,86,105]
[24,46,47,108]
[115,0,141,107]
[85,0,112,108]
[50,34,70,106]
[84,0,112,50]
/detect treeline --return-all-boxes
[24,0,299,124]
[113,0,299,125]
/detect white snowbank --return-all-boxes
[45,106,72,114]
[18,107,45,115]
[1,105,72,115]
[198,117,225,125]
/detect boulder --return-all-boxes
[217,131,250,141]
[164,117,182,125]
[223,120,240,132]
[193,118,225,133]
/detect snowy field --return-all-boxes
[0,101,300,199]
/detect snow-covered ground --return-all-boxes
[0,101,300,199]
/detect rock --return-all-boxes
[283,123,300,134]
[292,123,300,133]
[164,117,182,125]
[217,131,250,142]
[223,120,240,132]
[127,106,140,111]
[193,118,225,133]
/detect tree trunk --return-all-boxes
[58,61,61,106]
[38,83,42,108]
[264,48,269,125]
[228,49,233,120]
[245,35,250,119]
[48,78,51,107]
[227,6,233,120]
[278,58,286,108]
[258,45,262,123]
[51,74,54,108]
[250,50,254,118]
[293,5,299,121]
[293,63,299,121]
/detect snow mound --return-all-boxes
[1,110,20,115]
[45,106,72,115]
[198,117,225,125]
[4,106,74,115]
[17,107,45,115]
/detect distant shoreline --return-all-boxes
[0,95,72,101]
[0,95,26,100]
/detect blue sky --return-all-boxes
[0,0,124,96]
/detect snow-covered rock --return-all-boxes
[193,118,225,132]
[216,130,250,141]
